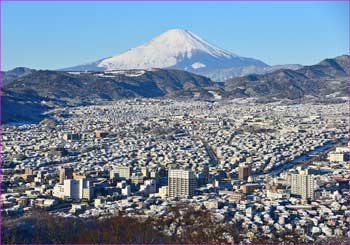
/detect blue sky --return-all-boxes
[2,1,349,70]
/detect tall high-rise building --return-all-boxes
[62,133,82,141]
[63,179,80,199]
[168,169,196,198]
[63,178,94,200]
[291,174,316,200]
[239,165,252,181]
[24,167,34,175]
[110,166,132,180]
[59,167,73,184]
[141,167,149,178]
[95,131,109,138]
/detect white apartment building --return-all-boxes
[110,166,132,179]
[53,178,93,200]
[291,174,316,200]
[168,169,196,198]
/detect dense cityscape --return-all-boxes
[2,99,349,243]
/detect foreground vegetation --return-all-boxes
[2,205,349,244]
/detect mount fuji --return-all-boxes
[63,29,270,81]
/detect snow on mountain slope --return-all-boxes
[64,29,268,78]
[98,29,237,70]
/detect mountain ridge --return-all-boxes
[2,55,347,124]
[224,54,349,99]
[2,69,220,123]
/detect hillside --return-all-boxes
[2,69,219,123]
[224,55,349,99]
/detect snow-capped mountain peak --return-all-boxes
[64,28,268,81]
[97,29,237,70]
[144,29,236,59]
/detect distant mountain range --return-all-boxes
[2,27,348,125]
[2,69,219,123]
[3,29,304,83]
[63,29,301,82]
[201,64,303,82]
[1,67,35,85]
[225,55,349,100]
[2,55,348,124]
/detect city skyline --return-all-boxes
[2,99,349,243]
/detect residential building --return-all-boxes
[291,174,316,200]
[239,165,252,181]
[168,169,196,198]
[59,167,73,185]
